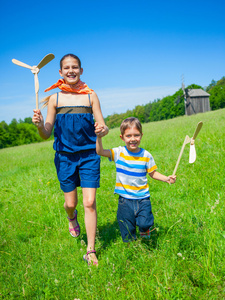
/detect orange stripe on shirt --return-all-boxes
[116,183,149,190]
[110,149,115,161]
[147,165,157,173]
[119,152,150,162]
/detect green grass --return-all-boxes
[0,109,225,299]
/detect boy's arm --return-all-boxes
[149,170,176,184]
[96,136,111,158]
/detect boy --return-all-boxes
[95,117,176,242]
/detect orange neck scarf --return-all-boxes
[44,79,93,94]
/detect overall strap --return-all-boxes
[56,93,59,107]
[88,94,92,107]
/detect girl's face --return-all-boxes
[120,126,143,153]
[59,56,83,85]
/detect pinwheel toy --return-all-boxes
[173,121,203,175]
[12,54,55,109]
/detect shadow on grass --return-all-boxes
[139,223,173,250]
[80,220,172,255]
[80,218,120,252]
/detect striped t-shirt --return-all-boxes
[109,146,157,200]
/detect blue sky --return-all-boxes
[1,0,224,124]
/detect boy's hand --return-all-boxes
[167,175,176,184]
[94,122,109,137]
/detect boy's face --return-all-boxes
[120,126,143,153]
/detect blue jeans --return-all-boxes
[117,196,154,242]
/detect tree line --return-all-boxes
[0,77,224,149]
[105,77,225,129]
[0,118,44,149]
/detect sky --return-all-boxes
[1,0,225,124]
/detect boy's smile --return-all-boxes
[59,57,83,85]
[120,126,143,153]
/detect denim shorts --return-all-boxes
[117,196,154,242]
[54,149,100,193]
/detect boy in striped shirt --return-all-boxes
[96,117,176,242]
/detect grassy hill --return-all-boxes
[0,109,224,299]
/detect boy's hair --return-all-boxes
[120,117,142,136]
[60,54,81,69]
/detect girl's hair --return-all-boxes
[120,117,142,136]
[60,54,81,69]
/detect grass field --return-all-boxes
[0,109,225,299]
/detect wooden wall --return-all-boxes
[186,96,210,115]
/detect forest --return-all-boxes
[0,76,224,149]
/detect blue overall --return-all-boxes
[53,93,100,192]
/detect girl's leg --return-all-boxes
[64,189,79,237]
[82,187,98,264]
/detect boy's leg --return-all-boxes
[136,198,154,239]
[82,187,98,264]
[64,189,79,237]
[117,196,136,242]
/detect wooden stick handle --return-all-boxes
[36,93,39,110]
[33,72,39,110]
[173,135,190,176]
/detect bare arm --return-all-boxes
[96,136,111,158]
[32,94,57,140]
[91,92,109,137]
[149,170,176,184]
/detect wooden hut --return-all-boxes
[185,89,210,115]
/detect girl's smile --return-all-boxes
[59,57,83,85]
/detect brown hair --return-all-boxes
[60,54,81,69]
[120,117,142,136]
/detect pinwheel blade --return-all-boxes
[37,53,55,69]
[189,144,196,163]
[193,122,203,140]
[12,59,33,70]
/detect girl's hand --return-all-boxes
[32,109,44,128]
[94,122,109,137]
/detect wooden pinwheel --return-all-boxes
[12,54,55,109]
[173,121,203,175]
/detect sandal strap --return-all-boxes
[67,210,77,221]
[86,250,96,256]
[69,225,80,232]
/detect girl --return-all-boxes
[32,54,108,266]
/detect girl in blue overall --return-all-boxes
[32,54,108,266]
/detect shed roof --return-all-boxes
[187,89,210,97]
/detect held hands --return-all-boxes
[94,122,109,138]
[32,109,44,128]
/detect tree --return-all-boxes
[209,86,225,110]
[217,76,225,86]
[0,121,9,149]
[24,117,33,124]
[206,79,217,92]
[133,105,145,123]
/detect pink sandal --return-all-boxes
[83,250,98,266]
[67,209,80,238]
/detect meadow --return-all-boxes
[0,109,224,299]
